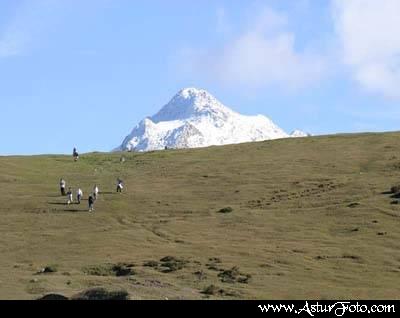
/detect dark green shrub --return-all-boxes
[72,288,129,300]
[218,207,233,213]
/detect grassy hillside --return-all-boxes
[1,132,400,300]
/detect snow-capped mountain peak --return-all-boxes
[151,87,233,123]
[116,88,308,152]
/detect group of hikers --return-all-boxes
[59,179,101,212]
[58,148,125,212]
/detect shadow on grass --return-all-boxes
[61,209,88,213]
[49,201,88,206]
[48,202,67,206]
[48,194,64,198]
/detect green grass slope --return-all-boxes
[1,132,400,299]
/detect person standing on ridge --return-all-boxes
[73,148,79,161]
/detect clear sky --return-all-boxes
[1,0,399,155]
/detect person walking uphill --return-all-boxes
[117,178,124,193]
[60,178,66,196]
[93,185,99,200]
[67,188,73,205]
[88,194,95,212]
[77,188,83,204]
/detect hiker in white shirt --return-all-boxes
[60,178,66,196]
[77,188,83,204]
[93,185,99,200]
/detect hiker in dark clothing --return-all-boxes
[60,178,66,196]
[88,194,95,212]
[73,148,79,161]
[117,178,124,193]
[66,188,73,205]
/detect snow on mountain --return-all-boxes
[290,130,311,138]
[115,88,304,152]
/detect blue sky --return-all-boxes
[1,0,400,155]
